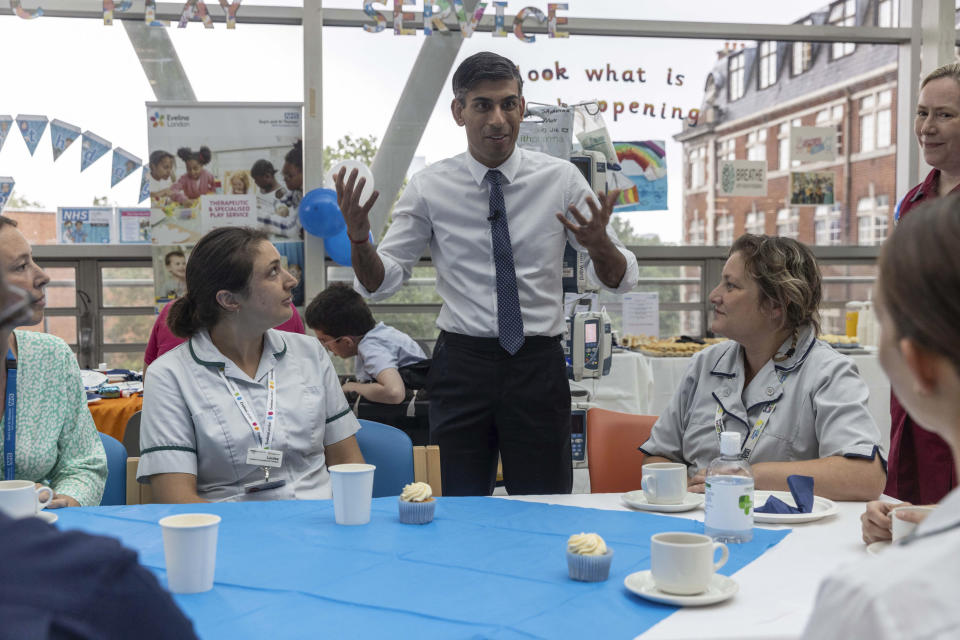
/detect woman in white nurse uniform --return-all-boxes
[137,226,364,503]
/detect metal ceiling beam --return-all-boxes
[122,19,196,101]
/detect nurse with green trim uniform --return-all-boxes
[137,227,364,503]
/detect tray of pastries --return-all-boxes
[620,335,728,357]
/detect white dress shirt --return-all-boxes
[356,147,640,338]
[802,486,960,639]
[137,329,360,502]
[640,325,883,471]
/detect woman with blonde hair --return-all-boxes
[641,234,885,501]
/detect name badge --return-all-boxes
[246,447,283,468]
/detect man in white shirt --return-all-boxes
[335,51,639,495]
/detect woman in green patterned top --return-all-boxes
[0,217,106,507]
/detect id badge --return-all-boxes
[244,478,286,494]
[246,447,283,468]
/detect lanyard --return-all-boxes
[217,368,277,449]
[4,348,16,481]
[714,370,787,461]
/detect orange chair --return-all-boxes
[586,408,658,493]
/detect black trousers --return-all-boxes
[427,331,572,496]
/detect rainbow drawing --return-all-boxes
[613,140,668,212]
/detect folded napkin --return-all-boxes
[755,475,815,514]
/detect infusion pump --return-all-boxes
[564,309,613,382]
[569,149,608,195]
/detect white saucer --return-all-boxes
[866,540,891,556]
[80,370,107,390]
[621,491,704,513]
[752,491,839,524]
[624,570,738,606]
[36,510,58,524]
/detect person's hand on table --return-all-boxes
[687,469,706,494]
[35,483,80,509]
[334,167,380,244]
[342,381,360,394]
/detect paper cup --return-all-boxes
[159,513,221,594]
[890,505,936,541]
[329,463,376,525]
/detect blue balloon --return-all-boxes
[324,229,373,266]
[299,188,345,238]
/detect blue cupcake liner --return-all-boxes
[398,497,435,524]
[566,548,614,582]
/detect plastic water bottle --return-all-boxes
[704,431,754,543]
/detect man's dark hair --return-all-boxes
[305,282,376,337]
[452,51,523,105]
[250,159,276,178]
[0,216,18,229]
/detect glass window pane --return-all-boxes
[101,351,145,372]
[102,267,156,308]
[20,315,77,346]
[102,314,155,345]
[43,267,77,309]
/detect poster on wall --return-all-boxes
[612,141,667,212]
[57,206,113,244]
[718,160,767,197]
[790,171,835,205]
[146,102,303,252]
[118,207,151,243]
[790,126,837,164]
[152,244,191,311]
[275,241,305,307]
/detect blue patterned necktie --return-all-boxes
[485,169,525,355]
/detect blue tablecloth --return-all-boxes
[54,498,790,639]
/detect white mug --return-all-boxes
[0,480,54,518]
[642,462,687,505]
[890,505,936,541]
[650,532,729,595]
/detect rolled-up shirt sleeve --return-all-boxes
[812,355,884,461]
[639,358,700,463]
[354,176,432,301]
[137,358,198,482]
[562,165,639,294]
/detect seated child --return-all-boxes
[306,282,427,405]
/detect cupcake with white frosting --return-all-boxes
[566,532,613,582]
[398,482,435,524]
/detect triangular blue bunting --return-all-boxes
[16,114,48,156]
[0,177,14,211]
[138,166,151,203]
[80,130,111,172]
[111,147,142,186]
[0,116,12,154]
[50,119,81,161]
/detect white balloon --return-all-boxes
[324,160,375,204]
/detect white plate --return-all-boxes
[35,510,58,524]
[621,491,704,513]
[752,490,839,524]
[87,397,102,404]
[866,540,891,556]
[80,370,107,390]
[624,570,738,606]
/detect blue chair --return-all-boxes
[355,419,414,498]
[99,432,128,506]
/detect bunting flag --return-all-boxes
[16,115,49,156]
[0,116,12,154]
[0,177,14,211]
[50,119,82,161]
[138,166,151,203]
[111,147,143,186]
[80,131,112,172]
